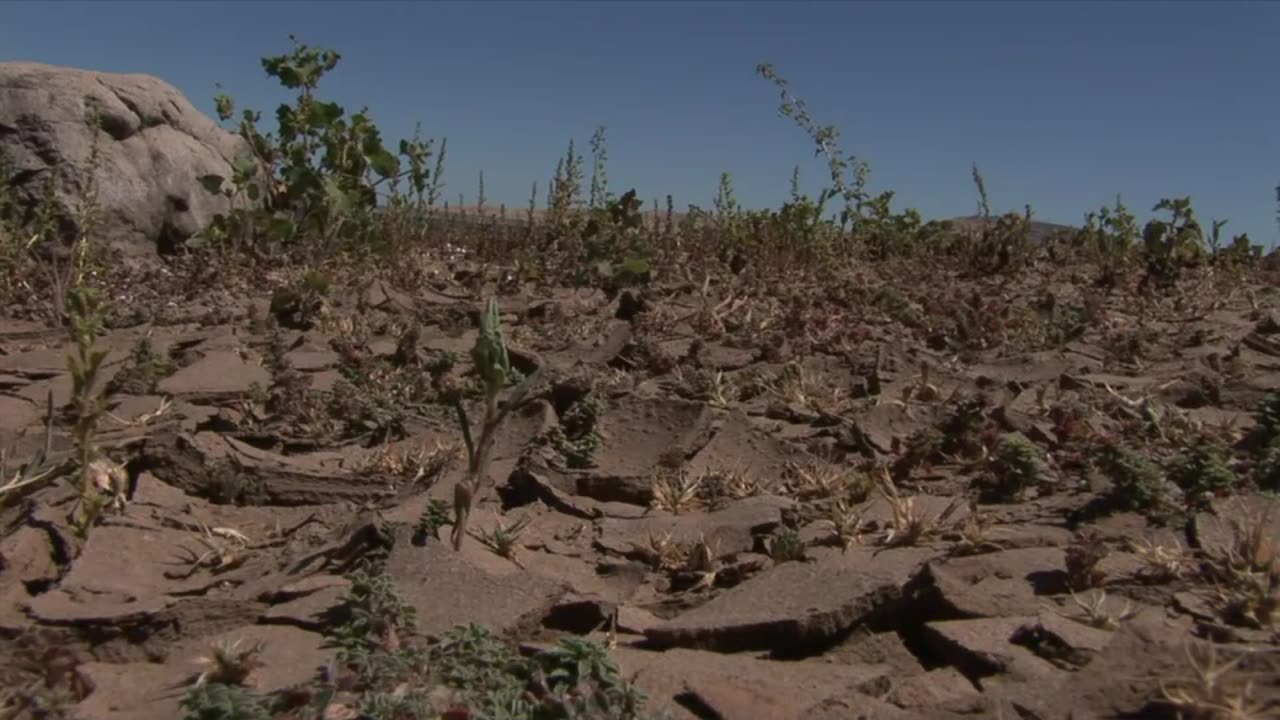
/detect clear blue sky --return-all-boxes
[4,1,1277,244]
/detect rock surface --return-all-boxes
[0,61,249,255]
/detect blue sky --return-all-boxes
[4,1,1277,244]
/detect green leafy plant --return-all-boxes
[412,499,453,544]
[1140,197,1205,290]
[64,285,115,537]
[549,393,604,469]
[107,335,175,395]
[269,268,332,329]
[179,683,272,720]
[1097,444,1167,514]
[1166,439,1237,509]
[197,35,435,256]
[768,528,807,563]
[430,624,648,719]
[1076,195,1140,280]
[328,566,417,654]
[979,432,1051,502]
[445,300,535,551]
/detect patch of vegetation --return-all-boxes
[1166,438,1237,509]
[180,682,273,720]
[431,624,649,719]
[978,432,1051,502]
[268,268,332,329]
[549,392,604,468]
[1096,443,1166,515]
[65,285,120,537]
[412,498,453,545]
[107,335,175,394]
[326,564,424,688]
[197,36,436,257]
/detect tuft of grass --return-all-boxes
[1068,589,1136,630]
[192,638,266,689]
[876,469,962,547]
[471,512,533,567]
[782,461,873,503]
[1129,535,1192,583]
[695,467,762,510]
[824,498,867,552]
[1158,641,1275,720]
[649,468,703,515]
[1203,500,1279,629]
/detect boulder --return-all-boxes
[0,61,250,255]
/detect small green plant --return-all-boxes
[446,299,535,551]
[1166,439,1237,509]
[269,268,332,329]
[551,393,604,468]
[358,689,431,719]
[412,498,453,544]
[979,432,1051,502]
[471,513,532,566]
[1139,197,1205,290]
[64,285,116,537]
[768,528,807,563]
[179,683,272,720]
[107,335,175,395]
[197,36,436,256]
[1097,444,1167,514]
[327,566,418,664]
[430,624,648,719]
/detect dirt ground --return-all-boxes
[1,253,1278,720]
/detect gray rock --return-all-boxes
[0,61,252,255]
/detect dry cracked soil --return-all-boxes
[1,263,1279,720]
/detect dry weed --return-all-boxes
[1159,641,1274,720]
[649,468,703,514]
[876,469,962,547]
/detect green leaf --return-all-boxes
[306,100,344,128]
[198,175,225,194]
[324,177,355,214]
[367,148,399,179]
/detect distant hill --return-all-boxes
[943,215,1078,244]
